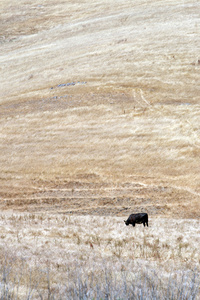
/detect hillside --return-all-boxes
[0,0,200,218]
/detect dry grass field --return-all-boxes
[0,0,200,298]
[0,213,199,298]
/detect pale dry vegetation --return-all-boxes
[0,213,199,299]
[0,0,200,298]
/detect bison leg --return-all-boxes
[143,222,145,227]
[132,223,135,227]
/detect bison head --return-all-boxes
[124,220,129,226]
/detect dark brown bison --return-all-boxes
[124,213,148,227]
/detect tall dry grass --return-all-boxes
[0,255,199,299]
[0,213,199,298]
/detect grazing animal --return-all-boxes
[124,213,148,227]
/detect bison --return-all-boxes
[124,213,148,227]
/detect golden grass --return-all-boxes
[0,101,199,217]
[1,0,200,103]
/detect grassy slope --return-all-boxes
[0,0,200,218]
